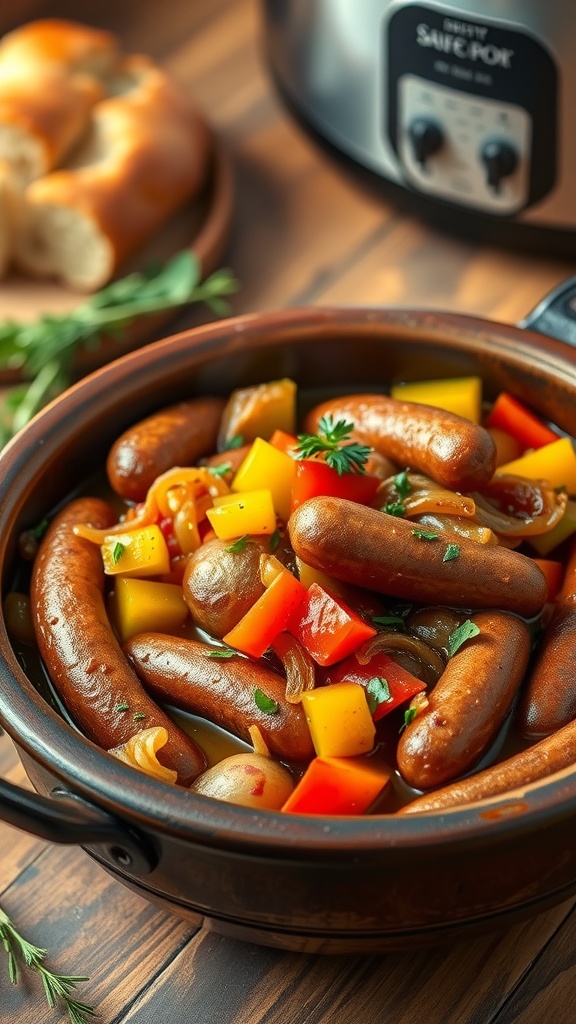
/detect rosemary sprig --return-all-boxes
[0,250,239,447]
[0,905,96,1023]
[295,414,371,475]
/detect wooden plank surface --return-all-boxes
[1,1,576,1022]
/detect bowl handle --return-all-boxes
[0,775,157,876]
[519,275,576,344]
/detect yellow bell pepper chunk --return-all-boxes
[111,578,188,642]
[498,437,576,495]
[231,438,295,522]
[101,525,170,578]
[206,488,276,539]
[390,376,482,423]
[301,683,376,758]
[529,498,576,556]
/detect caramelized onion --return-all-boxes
[471,475,567,537]
[109,727,178,784]
[379,473,476,518]
[405,607,465,664]
[415,513,497,545]
[355,631,444,687]
[270,633,316,703]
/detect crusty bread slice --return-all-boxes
[0,19,118,186]
[15,56,211,291]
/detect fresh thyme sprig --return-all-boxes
[295,414,371,475]
[0,906,96,1023]
[0,250,239,447]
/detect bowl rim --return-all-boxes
[2,303,576,858]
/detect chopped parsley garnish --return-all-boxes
[114,702,129,713]
[269,528,281,552]
[30,517,49,540]
[443,543,461,563]
[372,615,406,631]
[295,415,371,475]
[382,501,406,517]
[132,711,147,721]
[254,688,279,714]
[112,541,125,564]
[366,676,392,715]
[393,470,411,499]
[448,619,481,657]
[411,528,439,541]
[208,462,232,478]
[226,535,249,554]
[225,434,244,450]
[206,648,236,659]
[400,706,418,732]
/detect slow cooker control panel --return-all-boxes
[398,75,530,213]
[386,3,557,216]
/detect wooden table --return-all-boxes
[2,1,576,1021]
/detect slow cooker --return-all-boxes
[262,1,576,254]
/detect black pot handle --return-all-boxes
[519,274,576,344]
[0,775,157,876]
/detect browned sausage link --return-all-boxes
[303,395,496,491]
[396,611,531,790]
[288,497,548,617]
[400,716,576,814]
[106,396,226,502]
[31,498,207,786]
[123,633,315,762]
[517,539,576,738]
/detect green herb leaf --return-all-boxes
[132,711,147,721]
[0,252,239,446]
[208,462,232,478]
[448,619,481,657]
[400,706,418,732]
[226,535,249,554]
[269,528,281,552]
[114,702,129,713]
[365,676,392,715]
[0,905,96,1023]
[206,648,236,659]
[411,529,439,541]
[382,502,406,517]
[372,615,406,631]
[393,470,411,498]
[112,541,125,564]
[254,688,279,714]
[295,415,372,476]
[443,543,461,563]
[225,434,244,450]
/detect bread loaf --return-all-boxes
[0,19,118,186]
[15,55,211,290]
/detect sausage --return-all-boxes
[123,633,315,762]
[31,497,207,786]
[396,611,531,790]
[288,497,548,617]
[400,717,576,814]
[304,395,496,492]
[517,539,576,738]
[106,396,226,502]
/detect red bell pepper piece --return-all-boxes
[291,459,380,512]
[223,569,307,659]
[485,392,558,451]
[321,650,426,720]
[286,582,377,666]
[281,755,391,815]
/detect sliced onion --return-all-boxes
[260,554,286,588]
[270,633,316,703]
[75,466,230,544]
[470,475,567,538]
[248,724,271,757]
[378,473,476,518]
[355,631,445,686]
[415,513,497,545]
[109,726,178,784]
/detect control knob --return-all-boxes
[480,139,518,193]
[407,118,444,169]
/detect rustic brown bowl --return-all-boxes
[2,300,576,954]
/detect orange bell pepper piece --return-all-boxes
[485,392,559,451]
[223,568,307,659]
[282,756,391,815]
